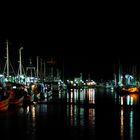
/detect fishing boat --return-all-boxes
[0,86,9,111]
[0,97,9,111]
[9,95,24,106]
[8,84,25,107]
[23,89,35,104]
[116,86,139,95]
[114,58,140,95]
[0,90,9,112]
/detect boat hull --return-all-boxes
[116,86,139,95]
[9,96,24,106]
[0,98,9,111]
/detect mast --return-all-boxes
[6,40,9,78]
[3,40,16,81]
[47,57,55,81]
[62,59,64,82]
[19,47,23,76]
[26,58,36,83]
[43,59,46,81]
[40,58,43,81]
[36,56,39,80]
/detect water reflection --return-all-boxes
[67,103,96,137]
[120,107,124,140]
[87,88,95,104]
[66,86,140,140]
[1,88,140,140]
[67,104,81,127]
[129,110,134,140]
[67,88,140,106]
[115,92,140,106]
[67,88,95,105]
[119,107,137,140]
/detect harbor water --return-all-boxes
[0,87,140,140]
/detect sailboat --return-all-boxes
[0,97,9,111]
[115,59,139,95]
[3,40,25,107]
[0,40,11,111]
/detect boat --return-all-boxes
[0,85,9,111]
[23,91,35,104]
[9,95,24,106]
[8,84,25,107]
[114,59,140,95]
[0,98,9,111]
[116,86,139,95]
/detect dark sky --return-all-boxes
[0,5,139,80]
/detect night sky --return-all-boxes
[0,5,139,81]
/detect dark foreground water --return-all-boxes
[0,88,140,140]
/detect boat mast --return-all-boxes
[47,57,55,82]
[43,59,46,81]
[36,56,39,80]
[26,58,36,83]
[62,60,64,82]
[3,40,16,81]
[6,40,9,78]
[19,47,23,76]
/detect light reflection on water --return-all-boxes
[129,110,134,140]
[67,87,140,107]
[113,91,140,106]
[0,88,140,139]
[120,107,124,140]
[67,88,95,104]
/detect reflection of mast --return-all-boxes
[120,108,124,140]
